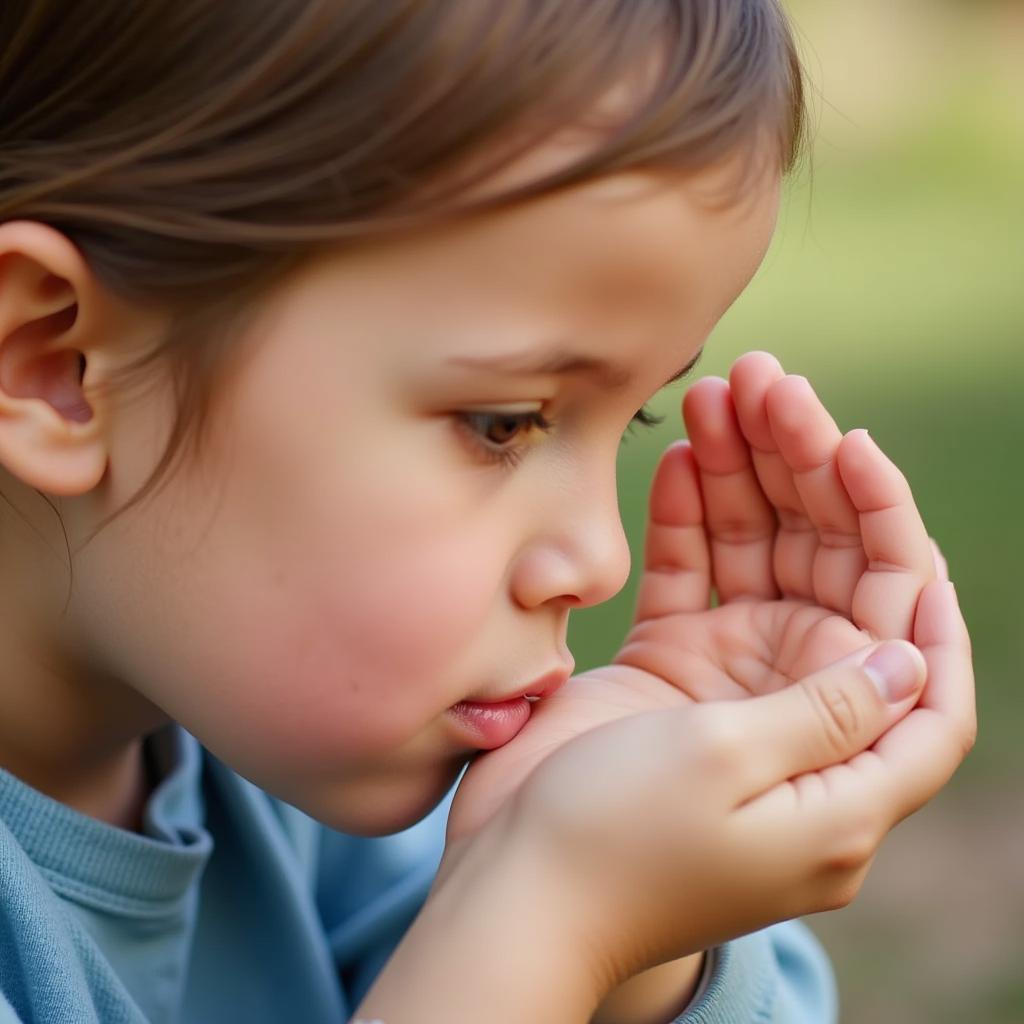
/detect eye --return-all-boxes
[456,409,553,466]
[622,404,664,442]
[631,405,664,428]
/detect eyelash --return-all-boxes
[629,406,665,431]
[457,405,663,468]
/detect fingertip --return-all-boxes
[649,438,703,523]
[683,374,729,403]
[682,376,737,443]
[735,349,783,366]
[729,350,784,384]
[663,438,699,479]
[929,537,950,580]
[863,640,927,704]
[836,429,912,508]
[835,430,869,474]
[766,372,813,400]
[729,354,782,448]
[914,579,970,651]
[764,374,816,424]
[837,428,885,465]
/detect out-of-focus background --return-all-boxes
[569,1,1023,1020]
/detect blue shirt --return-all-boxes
[0,726,837,1022]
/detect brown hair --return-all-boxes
[0,0,805,527]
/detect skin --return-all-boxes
[0,145,976,1023]
[447,359,943,840]
[0,155,779,835]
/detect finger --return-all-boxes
[682,377,778,602]
[731,769,883,922]
[837,430,936,639]
[730,353,821,600]
[765,375,865,614]
[930,538,949,581]
[635,440,712,620]
[704,638,926,800]
[866,579,975,823]
[738,580,973,871]
[729,351,786,453]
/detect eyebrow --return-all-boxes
[448,345,704,391]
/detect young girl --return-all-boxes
[0,2,975,1022]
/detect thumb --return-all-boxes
[729,640,927,793]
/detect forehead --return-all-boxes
[325,156,780,351]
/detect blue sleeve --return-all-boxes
[0,991,22,1024]
[675,921,837,1024]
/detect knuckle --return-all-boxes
[691,710,744,776]
[819,873,864,912]
[711,519,773,546]
[824,813,880,873]
[802,679,863,756]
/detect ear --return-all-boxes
[0,220,121,496]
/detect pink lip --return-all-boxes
[490,664,573,704]
[447,663,573,750]
[447,698,533,750]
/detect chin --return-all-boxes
[303,761,464,837]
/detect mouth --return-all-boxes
[471,663,574,706]
[445,662,574,750]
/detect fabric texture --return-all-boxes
[0,725,836,1022]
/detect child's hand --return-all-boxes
[370,355,975,1022]
[448,352,951,840]
[616,349,939,691]
[368,580,971,1023]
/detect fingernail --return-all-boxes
[864,641,925,703]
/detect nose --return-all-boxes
[509,472,632,610]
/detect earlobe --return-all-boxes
[0,221,112,496]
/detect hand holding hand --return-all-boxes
[448,352,965,840]
[372,580,969,1024]
[363,354,976,1023]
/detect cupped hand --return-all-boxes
[447,353,963,842]
[428,581,972,1006]
[614,349,938,696]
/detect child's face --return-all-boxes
[69,153,780,834]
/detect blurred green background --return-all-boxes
[568,1,1023,1021]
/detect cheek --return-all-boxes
[208,498,509,761]
[267,521,504,754]
[73,506,507,784]
[72,352,515,781]
[206,418,518,762]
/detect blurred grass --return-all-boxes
[568,3,1022,1020]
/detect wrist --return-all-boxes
[591,953,706,1024]
[356,817,607,1023]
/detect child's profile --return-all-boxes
[0,2,974,1022]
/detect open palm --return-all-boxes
[448,353,938,841]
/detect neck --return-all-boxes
[3,738,154,832]
[0,478,167,831]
